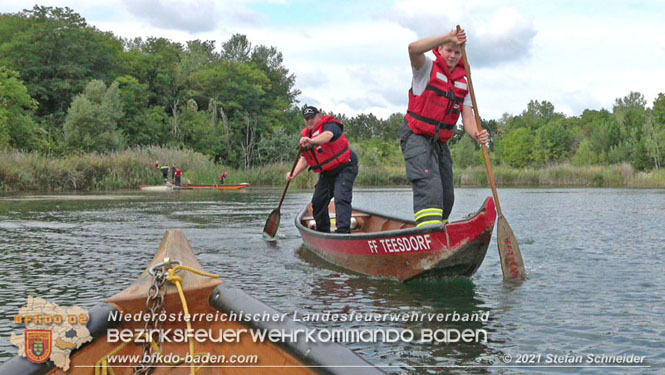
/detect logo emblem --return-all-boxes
[25,330,52,363]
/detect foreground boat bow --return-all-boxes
[2,230,383,375]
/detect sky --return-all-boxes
[2,0,664,120]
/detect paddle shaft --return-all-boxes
[277,148,303,210]
[456,26,502,215]
[457,25,527,280]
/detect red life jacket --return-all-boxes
[174,169,182,177]
[406,48,469,143]
[301,115,352,173]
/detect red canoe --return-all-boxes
[139,183,250,191]
[295,197,497,281]
[182,182,250,190]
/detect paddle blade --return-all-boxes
[263,208,281,238]
[497,214,527,281]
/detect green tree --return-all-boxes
[613,92,648,168]
[382,112,404,140]
[181,40,219,75]
[221,34,252,63]
[653,93,665,124]
[346,113,382,140]
[190,59,283,168]
[501,128,535,167]
[63,80,125,152]
[114,75,170,146]
[0,6,122,129]
[120,37,186,139]
[534,119,573,164]
[519,100,563,131]
[451,136,483,168]
[255,125,300,165]
[588,117,620,159]
[177,99,221,157]
[580,109,611,137]
[0,67,45,150]
[571,139,599,166]
[644,111,665,169]
[645,93,665,169]
[251,44,300,107]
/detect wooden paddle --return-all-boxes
[457,25,527,281]
[263,147,303,238]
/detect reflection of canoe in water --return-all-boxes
[139,183,250,192]
[296,197,497,282]
[1,230,383,375]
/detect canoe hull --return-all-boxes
[139,183,250,191]
[182,183,250,190]
[296,197,496,281]
[138,184,172,192]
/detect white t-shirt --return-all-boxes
[412,57,472,107]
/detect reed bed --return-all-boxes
[1,149,663,192]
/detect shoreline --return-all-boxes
[1,148,663,192]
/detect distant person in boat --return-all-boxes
[173,165,182,186]
[402,27,489,227]
[219,172,228,185]
[286,106,359,234]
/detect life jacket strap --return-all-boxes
[308,146,351,172]
[407,111,455,130]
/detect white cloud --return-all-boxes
[2,0,664,120]
[240,18,414,116]
[121,0,221,32]
[387,0,536,67]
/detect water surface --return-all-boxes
[0,187,663,374]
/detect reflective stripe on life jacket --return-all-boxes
[406,48,469,143]
[301,115,352,173]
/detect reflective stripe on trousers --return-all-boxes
[401,119,455,225]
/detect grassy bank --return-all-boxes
[1,148,663,192]
[456,163,665,188]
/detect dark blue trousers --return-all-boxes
[311,154,358,233]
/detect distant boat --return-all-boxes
[0,230,384,375]
[139,183,250,191]
[138,184,174,192]
[182,183,250,190]
[296,197,497,281]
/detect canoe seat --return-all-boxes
[305,217,363,231]
[351,217,363,230]
[381,220,406,231]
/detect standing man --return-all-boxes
[287,106,359,234]
[159,163,170,184]
[402,28,489,227]
[173,165,182,186]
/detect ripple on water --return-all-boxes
[0,189,664,374]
